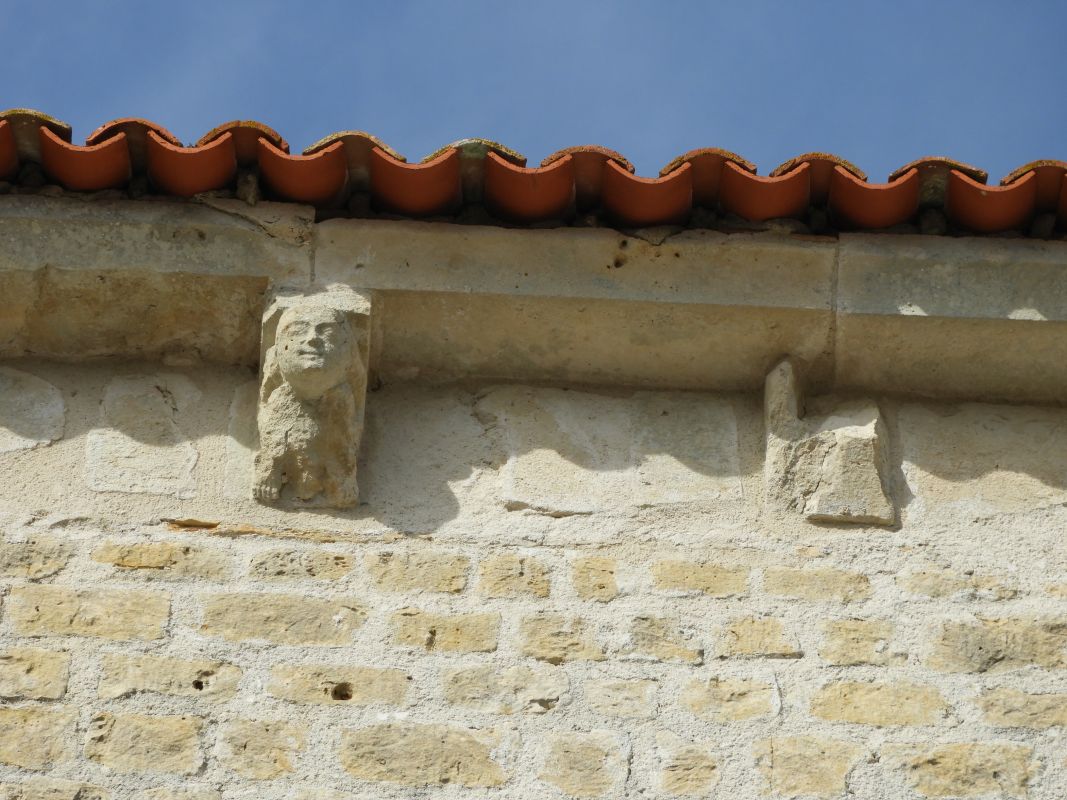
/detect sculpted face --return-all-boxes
[276,305,355,398]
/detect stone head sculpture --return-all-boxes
[254,290,372,508]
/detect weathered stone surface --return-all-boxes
[319,220,835,391]
[900,401,1067,517]
[763,566,870,602]
[586,679,656,719]
[572,557,619,601]
[0,195,312,364]
[366,550,469,593]
[479,553,550,597]
[9,586,169,640]
[811,681,948,726]
[622,616,703,664]
[443,664,568,713]
[521,614,604,663]
[98,653,241,700]
[85,713,202,775]
[0,368,64,453]
[217,719,305,779]
[0,778,109,800]
[656,734,719,797]
[720,617,801,658]
[0,647,69,699]
[821,619,904,666]
[200,593,365,645]
[391,609,499,652]
[254,289,371,508]
[476,386,740,515]
[978,687,1067,728]
[249,548,352,580]
[764,359,894,525]
[87,375,199,497]
[681,677,776,722]
[927,617,1067,672]
[268,664,408,705]
[886,742,1033,798]
[900,569,1017,600]
[93,541,229,580]
[755,736,862,797]
[134,788,218,800]
[339,723,506,787]
[539,731,628,798]
[651,559,748,597]
[0,707,75,768]
[0,535,70,578]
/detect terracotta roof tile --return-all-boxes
[4,110,1066,236]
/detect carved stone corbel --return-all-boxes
[253,287,372,508]
[764,358,895,525]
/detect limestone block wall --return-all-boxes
[1,361,1067,799]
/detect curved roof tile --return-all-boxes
[3,110,1065,236]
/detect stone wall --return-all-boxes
[1,361,1067,799]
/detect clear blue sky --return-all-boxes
[5,0,1065,181]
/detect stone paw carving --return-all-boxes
[764,358,895,526]
[253,288,372,509]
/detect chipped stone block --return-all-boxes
[85,713,202,775]
[764,359,895,525]
[538,730,628,798]
[86,375,199,497]
[0,647,69,700]
[0,368,64,453]
[339,723,507,787]
[681,677,776,722]
[443,664,568,714]
[99,653,241,700]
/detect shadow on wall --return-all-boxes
[4,361,1067,532]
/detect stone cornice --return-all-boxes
[2,194,1066,404]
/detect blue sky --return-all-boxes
[5,0,1065,181]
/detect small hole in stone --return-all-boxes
[331,682,354,701]
[192,680,204,691]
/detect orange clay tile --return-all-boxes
[146,131,237,197]
[87,118,181,173]
[39,127,130,191]
[660,148,755,208]
[424,139,525,203]
[946,168,1037,233]
[484,151,574,222]
[1001,160,1067,212]
[305,131,403,193]
[719,161,811,222]
[890,156,987,208]
[543,146,634,212]
[828,166,919,229]
[198,120,287,166]
[0,120,17,180]
[602,160,692,227]
[773,153,865,205]
[0,108,70,163]
[257,138,348,206]
[369,146,461,216]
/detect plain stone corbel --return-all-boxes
[764,357,896,526]
[253,286,373,509]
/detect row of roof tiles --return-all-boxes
[3,109,1066,234]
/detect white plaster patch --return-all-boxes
[0,367,65,453]
[86,375,200,497]
[476,386,740,515]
